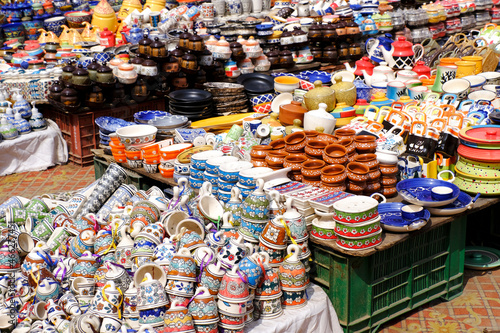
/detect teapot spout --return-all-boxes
[379,45,396,68]
[361,69,371,85]
[343,62,355,73]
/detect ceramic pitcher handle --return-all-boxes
[370,193,386,203]
[413,44,424,63]
[437,170,455,182]
[467,193,481,209]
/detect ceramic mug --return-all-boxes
[408,85,429,102]
[386,81,407,100]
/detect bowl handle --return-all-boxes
[437,170,455,182]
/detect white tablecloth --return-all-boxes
[247,284,343,333]
[0,119,68,176]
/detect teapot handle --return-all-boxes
[413,44,424,63]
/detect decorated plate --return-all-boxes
[457,144,500,163]
[176,145,213,164]
[378,202,431,227]
[95,116,134,135]
[427,192,478,216]
[396,178,460,207]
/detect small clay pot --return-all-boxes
[321,183,347,192]
[304,130,319,143]
[379,164,399,176]
[279,101,307,126]
[353,153,379,172]
[381,176,397,186]
[346,162,369,182]
[321,164,347,184]
[317,133,338,143]
[364,181,381,195]
[285,131,307,152]
[283,154,308,171]
[305,139,327,159]
[301,159,325,178]
[250,145,272,160]
[269,138,286,151]
[338,138,356,155]
[335,128,356,140]
[380,185,397,197]
[323,144,347,164]
[367,170,381,181]
[354,135,377,154]
[265,151,288,167]
[252,160,268,167]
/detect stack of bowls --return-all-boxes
[158,143,193,179]
[95,116,134,147]
[204,156,239,202]
[109,134,126,163]
[189,150,224,191]
[168,89,213,120]
[455,125,500,195]
[115,124,158,169]
[135,110,189,141]
[237,167,273,199]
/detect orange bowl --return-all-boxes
[109,140,125,149]
[141,143,160,156]
[160,143,193,160]
[125,150,142,161]
[109,134,122,145]
[144,155,161,164]
[111,147,125,155]
[158,164,174,178]
[113,153,127,163]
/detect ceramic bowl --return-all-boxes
[478,71,500,85]
[401,205,425,220]
[431,186,454,201]
[218,178,237,192]
[274,76,300,93]
[116,125,157,146]
[43,16,66,33]
[468,90,496,102]
[144,163,158,174]
[191,150,224,170]
[174,161,190,175]
[158,164,174,178]
[160,143,193,160]
[189,176,204,189]
[134,110,170,123]
[332,195,379,223]
[3,23,25,41]
[334,216,381,238]
[64,11,92,28]
[310,220,336,240]
[442,79,470,99]
[219,161,254,182]
[203,171,218,187]
[463,75,486,91]
[127,159,142,169]
[237,183,255,198]
[238,167,273,187]
[217,189,232,203]
[336,229,382,250]
[206,156,239,175]
[190,166,204,179]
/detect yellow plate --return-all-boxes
[177,145,213,164]
[190,113,267,129]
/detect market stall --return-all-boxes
[2,0,500,331]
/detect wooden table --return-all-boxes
[310,195,500,257]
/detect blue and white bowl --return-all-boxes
[174,161,190,175]
[203,171,218,187]
[250,93,275,107]
[43,16,66,35]
[218,189,232,203]
[237,182,255,198]
[189,176,204,189]
[190,150,224,170]
[190,166,204,179]
[93,51,113,65]
[218,178,237,192]
[206,156,239,175]
[238,167,273,187]
[219,161,253,182]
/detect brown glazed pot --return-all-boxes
[346,162,369,182]
[321,164,347,184]
[284,154,308,171]
[265,151,288,167]
[353,153,379,172]
[279,101,308,126]
[301,159,325,179]
[354,135,377,154]
[285,131,307,152]
[250,145,273,160]
[305,139,328,159]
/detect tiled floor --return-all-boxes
[0,164,95,203]
[0,164,499,333]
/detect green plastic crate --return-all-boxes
[310,217,466,333]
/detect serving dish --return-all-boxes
[396,178,460,207]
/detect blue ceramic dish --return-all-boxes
[431,186,454,201]
[43,16,66,34]
[237,183,254,198]
[308,72,332,84]
[219,162,253,182]
[396,178,460,207]
[190,167,204,179]
[218,189,231,203]
[2,23,25,41]
[378,202,431,226]
[218,179,237,192]
[134,110,170,123]
[255,23,274,30]
[174,163,190,175]
[191,158,206,171]
[203,171,218,187]
[95,116,134,135]
[189,176,204,189]
[427,192,478,216]
[250,93,274,107]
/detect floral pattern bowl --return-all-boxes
[336,229,382,251]
[116,125,157,146]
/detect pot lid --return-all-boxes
[171,47,184,57]
[100,27,113,37]
[139,34,152,45]
[118,63,134,71]
[305,80,334,97]
[333,195,378,214]
[73,64,89,76]
[150,37,165,48]
[465,246,500,270]
[62,62,76,73]
[229,41,242,49]
[457,144,500,163]
[142,59,157,67]
[189,32,202,42]
[459,125,500,144]
[182,53,196,61]
[87,59,100,70]
[97,64,112,73]
[131,57,144,64]
[179,29,192,40]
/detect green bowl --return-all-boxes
[335,216,381,238]
[454,175,500,196]
[455,157,500,179]
[336,230,382,251]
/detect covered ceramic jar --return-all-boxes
[304,103,336,134]
[303,80,336,111]
[331,76,356,106]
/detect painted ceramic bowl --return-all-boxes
[310,220,336,240]
[189,176,204,189]
[334,216,381,238]
[332,195,379,223]
[190,150,224,170]
[203,171,218,187]
[43,16,66,34]
[238,167,273,187]
[336,229,382,250]
[219,161,253,182]
[116,125,157,146]
[455,157,500,178]
[218,179,237,192]
[3,23,25,41]
[190,167,204,179]
[64,11,92,29]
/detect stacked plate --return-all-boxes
[236,73,274,99]
[134,110,190,140]
[168,89,213,120]
[95,116,134,146]
[456,125,500,195]
[203,82,249,116]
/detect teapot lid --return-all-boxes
[97,63,112,73]
[131,57,144,64]
[189,32,202,42]
[62,62,76,73]
[100,27,113,37]
[179,29,192,39]
[139,34,152,45]
[61,85,77,97]
[87,59,100,70]
[171,47,184,57]
[142,59,157,66]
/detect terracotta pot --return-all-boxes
[354,135,377,154]
[285,131,307,152]
[289,171,303,181]
[335,128,356,141]
[353,153,379,172]
[250,145,272,160]
[305,139,328,159]
[269,139,285,151]
[379,163,399,176]
[338,138,356,154]
[301,159,325,178]
[347,181,366,194]
[367,170,381,181]
[321,183,347,192]
[304,130,319,143]
[347,152,358,162]
[380,185,397,197]
[363,181,381,195]
[303,178,322,187]
[321,164,347,184]
[279,101,307,126]
[284,154,308,171]
[251,160,268,167]
[381,176,397,186]
[346,162,369,182]
[265,151,288,167]
[317,133,338,143]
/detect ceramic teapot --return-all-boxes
[344,56,375,80]
[365,33,393,63]
[379,36,424,69]
[362,61,395,86]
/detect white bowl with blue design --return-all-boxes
[218,178,237,192]
[237,182,255,198]
[206,156,239,175]
[203,171,219,187]
[218,189,232,203]
[189,176,204,189]
[238,167,273,187]
[219,161,253,182]
[191,150,224,170]
[250,93,275,107]
[190,166,204,179]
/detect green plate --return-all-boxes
[464,246,500,270]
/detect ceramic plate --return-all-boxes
[427,192,478,216]
[236,73,274,93]
[459,138,500,150]
[459,125,500,144]
[381,220,428,233]
[271,93,293,113]
[176,145,214,164]
[134,110,171,123]
[457,144,500,163]
[396,178,460,207]
[95,116,134,134]
[378,202,431,226]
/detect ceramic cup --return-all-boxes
[431,186,453,201]
[386,81,407,100]
[401,205,425,221]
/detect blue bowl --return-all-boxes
[22,20,43,35]
[190,166,204,179]
[2,23,25,41]
[250,93,274,107]
[189,176,204,189]
[134,110,170,123]
[218,179,237,192]
[174,163,190,175]
[191,157,207,171]
[237,183,254,198]
[308,72,332,84]
[218,189,231,203]
[255,23,274,31]
[431,186,454,201]
[43,16,66,32]
[95,116,134,135]
[203,171,218,187]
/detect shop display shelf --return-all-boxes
[310,216,466,333]
[41,98,166,166]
